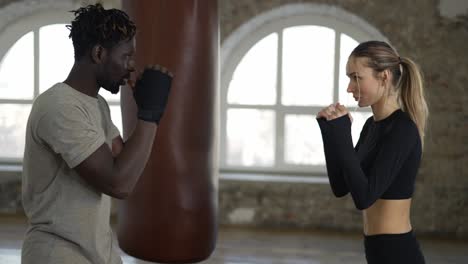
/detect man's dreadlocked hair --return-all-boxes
[66,3,136,60]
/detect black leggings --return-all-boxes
[364,230,425,264]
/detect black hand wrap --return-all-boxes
[133,67,172,124]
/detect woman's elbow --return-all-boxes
[331,187,349,198]
[354,200,372,210]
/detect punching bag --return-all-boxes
[118,0,218,262]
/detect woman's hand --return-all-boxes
[317,103,353,123]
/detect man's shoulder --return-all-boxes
[34,83,86,111]
[96,94,111,109]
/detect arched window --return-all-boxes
[221,4,389,175]
[0,5,122,162]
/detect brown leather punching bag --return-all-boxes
[118,1,218,262]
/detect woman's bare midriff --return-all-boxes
[363,198,413,236]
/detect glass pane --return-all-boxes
[285,115,324,165]
[227,33,277,105]
[350,111,373,146]
[99,88,121,102]
[0,32,34,99]
[39,24,121,102]
[339,34,359,107]
[39,24,74,93]
[226,109,275,166]
[282,26,335,106]
[109,105,123,136]
[0,104,32,159]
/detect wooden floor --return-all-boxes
[1,216,467,264]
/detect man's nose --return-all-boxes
[127,60,136,73]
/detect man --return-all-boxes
[21,3,171,263]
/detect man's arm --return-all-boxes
[75,66,172,199]
[75,121,156,199]
[112,135,124,157]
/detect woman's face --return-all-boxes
[346,56,384,107]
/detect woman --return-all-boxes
[317,40,428,264]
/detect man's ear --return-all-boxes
[91,44,107,64]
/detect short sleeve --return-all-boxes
[36,104,106,168]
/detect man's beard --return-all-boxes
[104,83,120,94]
[109,84,120,94]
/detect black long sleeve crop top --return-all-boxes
[317,109,422,210]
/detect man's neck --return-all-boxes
[64,62,100,98]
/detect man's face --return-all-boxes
[100,38,136,94]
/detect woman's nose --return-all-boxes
[347,82,354,93]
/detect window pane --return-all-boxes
[350,111,373,146]
[282,26,335,106]
[339,34,359,106]
[109,105,123,136]
[285,115,324,165]
[99,88,121,103]
[226,109,275,166]
[39,24,74,93]
[0,104,32,159]
[227,33,277,105]
[0,32,34,99]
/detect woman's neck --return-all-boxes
[371,94,400,121]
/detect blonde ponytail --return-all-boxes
[398,57,429,147]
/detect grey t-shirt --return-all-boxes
[21,83,121,264]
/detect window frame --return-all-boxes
[0,11,72,164]
[220,4,389,175]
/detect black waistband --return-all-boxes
[364,230,414,240]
